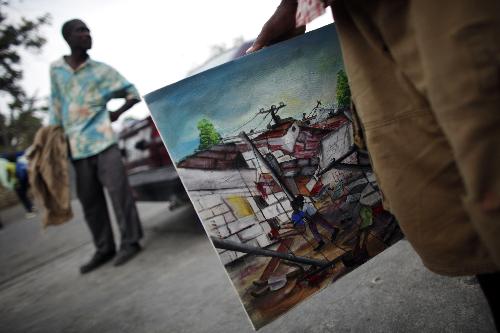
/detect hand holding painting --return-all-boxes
[246,0,305,54]
[146,0,500,324]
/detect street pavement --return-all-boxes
[0,199,496,333]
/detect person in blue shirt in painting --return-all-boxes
[49,19,143,274]
[291,195,339,252]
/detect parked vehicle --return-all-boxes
[118,116,188,207]
[118,40,254,207]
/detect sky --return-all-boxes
[2,1,333,129]
[146,25,344,162]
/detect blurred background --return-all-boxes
[0,0,332,207]
[1,0,332,130]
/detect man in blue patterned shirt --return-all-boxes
[49,19,143,274]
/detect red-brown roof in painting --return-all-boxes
[253,121,295,141]
[296,124,331,139]
[310,115,348,131]
[178,143,247,170]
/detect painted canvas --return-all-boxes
[145,24,403,330]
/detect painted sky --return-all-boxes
[145,24,343,162]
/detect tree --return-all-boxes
[197,118,221,150]
[7,99,43,148]
[335,69,351,111]
[0,1,50,151]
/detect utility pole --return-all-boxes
[211,237,328,267]
[258,102,286,125]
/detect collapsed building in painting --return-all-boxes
[174,102,403,329]
[175,104,378,265]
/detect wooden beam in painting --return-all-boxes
[317,145,371,175]
[256,238,295,285]
[211,237,328,267]
[239,131,295,201]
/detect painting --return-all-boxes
[145,24,403,330]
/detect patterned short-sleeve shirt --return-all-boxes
[49,57,140,160]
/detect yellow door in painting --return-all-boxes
[225,196,254,218]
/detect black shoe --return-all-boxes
[80,251,116,274]
[114,243,142,266]
[313,240,325,252]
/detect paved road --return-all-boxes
[0,200,495,332]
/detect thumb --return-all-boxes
[247,20,275,54]
[246,41,264,54]
[247,29,270,54]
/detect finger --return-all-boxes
[247,23,273,54]
[278,26,306,43]
[293,25,306,37]
[246,41,264,54]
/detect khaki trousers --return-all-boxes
[332,0,500,275]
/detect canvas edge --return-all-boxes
[144,103,258,331]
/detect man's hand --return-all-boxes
[109,97,140,122]
[246,0,305,54]
[109,110,121,122]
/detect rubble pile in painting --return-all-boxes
[145,24,403,330]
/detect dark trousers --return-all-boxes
[307,214,338,243]
[72,145,143,254]
[477,272,500,331]
[15,178,33,213]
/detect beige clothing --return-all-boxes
[28,126,73,227]
[332,0,500,275]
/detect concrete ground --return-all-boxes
[0,200,496,333]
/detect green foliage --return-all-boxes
[8,107,42,148]
[0,96,45,151]
[197,118,221,151]
[0,1,50,151]
[335,69,351,111]
[1,1,50,108]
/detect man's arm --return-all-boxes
[246,0,304,54]
[48,67,63,126]
[109,97,140,122]
[103,65,141,122]
[247,0,331,54]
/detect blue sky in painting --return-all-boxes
[145,24,343,162]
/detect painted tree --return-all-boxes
[197,118,221,150]
[335,69,351,111]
